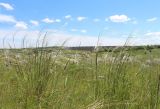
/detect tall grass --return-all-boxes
[0,39,160,108]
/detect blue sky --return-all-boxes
[0,0,160,47]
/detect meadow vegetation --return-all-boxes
[0,44,160,109]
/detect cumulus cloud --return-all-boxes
[109,15,130,23]
[146,17,157,22]
[70,29,87,33]
[77,16,86,21]
[0,14,16,23]
[15,21,28,29]
[30,20,39,26]
[42,18,61,23]
[81,29,87,33]
[65,15,72,20]
[42,18,54,23]
[0,2,14,10]
[55,19,61,23]
[145,32,160,37]
[71,29,78,32]
[0,14,28,29]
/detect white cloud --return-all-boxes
[0,14,16,23]
[55,19,61,23]
[0,14,29,30]
[70,29,87,33]
[109,15,130,23]
[0,2,14,10]
[71,29,78,32]
[145,32,160,37]
[146,17,157,22]
[15,21,28,29]
[0,14,29,29]
[42,18,61,23]
[81,29,87,33]
[30,20,39,26]
[65,15,72,20]
[42,18,54,23]
[77,16,86,21]
[93,18,100,22]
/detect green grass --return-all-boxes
[0,46,160,109]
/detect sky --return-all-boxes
[0,0,160,47]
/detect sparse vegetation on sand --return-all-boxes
[0,45,160,109]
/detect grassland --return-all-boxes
[0,46,160,109]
